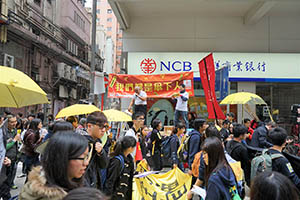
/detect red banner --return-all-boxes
[108,72,194,98]
[198,54,225,119]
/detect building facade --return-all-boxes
[1,0,93,117]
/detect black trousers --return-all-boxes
[152,150,162,171]
[134,104,147,124]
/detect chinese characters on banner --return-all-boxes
[215,60,266,72]
[108,72,194,98]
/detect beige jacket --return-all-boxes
[19,166,67,200]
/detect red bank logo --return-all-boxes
[140,58,157,74]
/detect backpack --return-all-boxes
[115,155,125,172]
[250,149,283,180]
[191,151,203,177]
[161,136,172,158]
[177,132,195,162]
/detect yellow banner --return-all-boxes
[133,168,192,200]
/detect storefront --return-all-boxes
[123,52,300,128]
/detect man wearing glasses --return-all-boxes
[125,112,145,160]
[84,111,109,191]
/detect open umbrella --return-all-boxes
[0,66,49,108]
[220,92,267,105]
[55,104,100,119]
[103,109,132,122]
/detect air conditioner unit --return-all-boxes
[3,54,14,68]
[57,63,65,77]
[35,74,42,82]
[65,65,71,80]
[71,68,77,81]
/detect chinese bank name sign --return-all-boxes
[128,52,300,80]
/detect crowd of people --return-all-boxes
[0,106,300,200]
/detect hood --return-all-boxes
[216,166,236,187]
[19,166,67,200]
[189,129,200,136]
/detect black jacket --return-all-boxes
[104,154,134,200]
[84,135,109,190]
[268,149,300,190]
[150,129,162,154]
[188,129,203,168]
[170,134,180,165]
[5,128,18,162]
[226,140,250,185]
[250,126,273,148]
[220,128,230,141]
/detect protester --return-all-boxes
[220,120,231,142]
[150,118,163,171]
[37,109,45,123]
[188,119,207,169]
[23,118,43,175]
[225,124,250,185]
[66,116,78,130]
[170,122,185,171]
[172,84,189,129]
[76,118,87,135]
[125,112,144,160]
[250,121,276,148]
[284,136,300,156]
[266,127,300,189]
[128,86,147,124]
[63,187,108,200]
[104,136,136,199]
[226,112,235,123]
[250,171,299,200]
[188,112,196,129]
[139,125,149,160]
[27,114,35,122]
[202,137,240,200]
[84,111,109,190]
[0,114,20,198]
[19,132,89,200]
[243,118,254,142]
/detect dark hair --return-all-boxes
[27,114,35,118]
[53,121,73,133]
[194,118,206,131]
[172,122,186,135]
[250,171,299,200]
[205,126,221,140]
[63,187,108,200]
[23,121,30,130]
[180,83,185,88]
[48,114,54,121]
[66,116,78,124]
[222,119,230,126]
[202,137,230,187]
[86,111,107,126]
[41,132,88,191]
[268,127,287,146]
[232,124,248,138]
[29,118,42,131]
[266,121,276,128]
[79,118,87,126]
[18,112,23,118]
[132,112,145,120]
[111,136,136,157]
[243,118,251,124]
[152,118,161,130]
[226,112,235,118]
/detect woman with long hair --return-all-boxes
[23,118,43,175]
[170,122,185,171]
[104,136,136,200]
[150,118,163,171]
[19,131,89,200]
[202,137,240,200]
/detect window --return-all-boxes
[107,27,112,31]
[107,18,112,22]
[107,9,112,14]
[96,9,100,14]
[74,11,85,31]
[34,0,41,6]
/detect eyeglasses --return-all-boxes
[69,149,92,163]
[137,118,145,121]
[93,123,109,129]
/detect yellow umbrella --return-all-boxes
[0,66,49,108]
[103,109,132,122]
[220,92,267,105]
[56,104,100,119]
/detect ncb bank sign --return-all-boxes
[128,52,300,81]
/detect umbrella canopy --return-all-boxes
[103,109,132,122]
[56,104,100,119]
[220,92,267,105]
[0,66,49,108]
